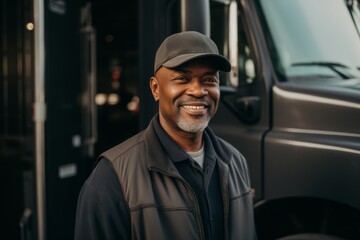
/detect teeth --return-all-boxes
[183,105,205,110]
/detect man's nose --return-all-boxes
[187,80,208,97]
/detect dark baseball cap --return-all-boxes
[154,31,231,73]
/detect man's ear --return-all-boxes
[150,77,159,101]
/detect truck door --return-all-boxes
[209,0,271,202]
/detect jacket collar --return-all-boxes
[144,115,179,174]
[203,126,229,164]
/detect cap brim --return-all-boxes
[162,53,231,72]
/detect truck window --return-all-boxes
[211,0,257,88]
[256,0,360,81]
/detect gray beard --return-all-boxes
[177,115,210,133]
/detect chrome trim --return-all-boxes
[81,3,97,158]
[34,0,46,239]
[229,0,239,87]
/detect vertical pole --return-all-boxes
[33,0,46,239]
[181,0,210,36]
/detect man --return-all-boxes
[75,31,256,239]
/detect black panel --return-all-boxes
[44,0,89,239]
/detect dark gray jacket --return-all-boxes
[75,119,256,239]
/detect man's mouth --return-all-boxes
[182,105,206,110]
[180,103,209,115]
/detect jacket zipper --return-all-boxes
[149,167,206,240]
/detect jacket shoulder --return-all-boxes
[99,130,146,163]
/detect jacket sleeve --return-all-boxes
[74,158,131,240]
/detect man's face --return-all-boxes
[150,58,220,135]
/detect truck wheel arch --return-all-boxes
[254,197,360,239]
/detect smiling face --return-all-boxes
[150,58,220,137]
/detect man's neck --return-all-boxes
[173,130,203,152]
[160,121,204,152]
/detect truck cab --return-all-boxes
[208,0,360,238]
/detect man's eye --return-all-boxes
[173,76,189,81]
[203,77,218,83]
